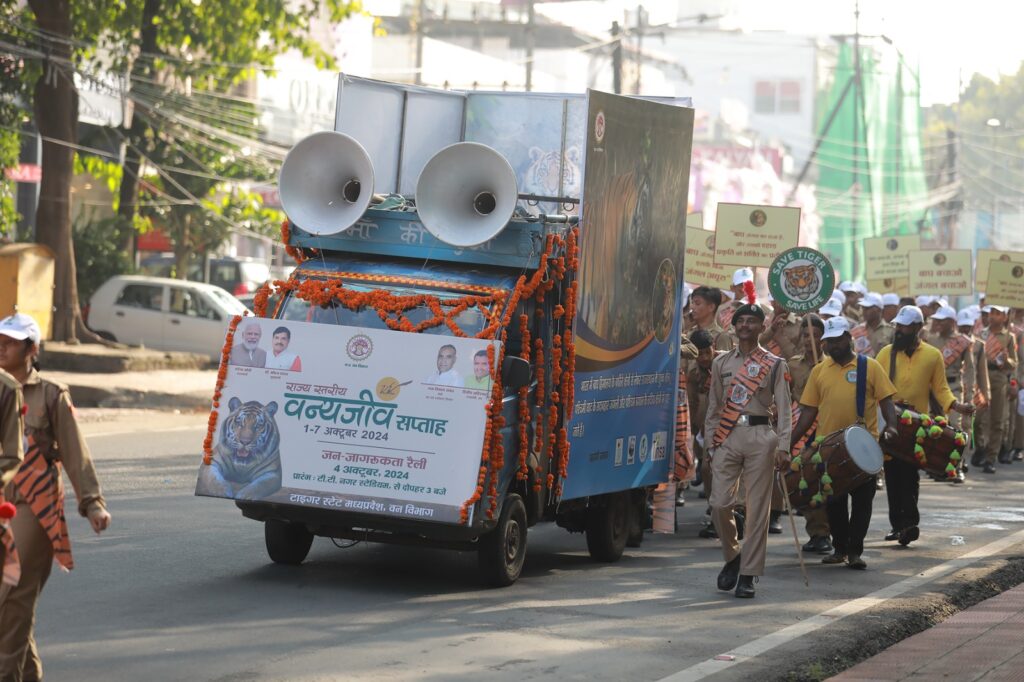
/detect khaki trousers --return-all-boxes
[0,505,52,682]
[985,372,1010,464]
[710,424,776,576]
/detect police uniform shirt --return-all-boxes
[704,347,792,452]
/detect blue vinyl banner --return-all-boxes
[563,91,695,500]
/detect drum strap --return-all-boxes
[856,354,867,423]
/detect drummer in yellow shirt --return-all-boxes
[791,317,899,570]
[875,305,975,547]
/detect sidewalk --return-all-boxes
[831,583,1024,681]
[47,369,217,410]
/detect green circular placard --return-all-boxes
[768,247,836,313]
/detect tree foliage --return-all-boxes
[1,0,361,341]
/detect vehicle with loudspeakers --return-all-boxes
[195,76,695,586]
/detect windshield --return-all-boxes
[279,279,489,337]
[207,287,250,314]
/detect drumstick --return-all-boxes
[776,471,810,588]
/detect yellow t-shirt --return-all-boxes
[800,355,896,438]
[875,342,956,414]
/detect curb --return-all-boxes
[65,384,212,410]
[775,555,1024,681]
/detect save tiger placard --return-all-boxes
[907,250,973,296]
[195,317,497,525]
[975,249,1024,292]
[985,259,1024,308]
[684,227,732,288]
[864,235,920,280]
[713,202,801,268]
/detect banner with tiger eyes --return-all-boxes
[195,316,497,526]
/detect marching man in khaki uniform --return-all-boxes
[979,304,1018,471]
[705,284,791,599]
[0,314,111,682]
[850,293,893,358]
[0,368,25,591]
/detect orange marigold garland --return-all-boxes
[203,314,245,464]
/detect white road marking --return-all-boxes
[657,526,1024,682]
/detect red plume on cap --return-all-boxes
[743,280,756,305]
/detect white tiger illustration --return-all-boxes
[520,146,582,211]
[196,398,283,500]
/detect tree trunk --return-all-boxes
[174,213,191,280]
[29,0,80,343]
[116,0,161,255]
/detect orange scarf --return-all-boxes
[985,334,1007,363]
[942,335,972,369]
[674,372,694,480]
[711,348,779,449]
[13,434,73,571]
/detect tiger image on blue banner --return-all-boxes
[196,397,283,500]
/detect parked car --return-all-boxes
[139,255,273,296]
[87,275,250,360]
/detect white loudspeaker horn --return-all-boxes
[278,131,375,236]
[415,142,518,247]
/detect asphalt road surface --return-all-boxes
[32,410,1024,681]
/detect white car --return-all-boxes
[87,275,250,360]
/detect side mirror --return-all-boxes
[501,355,531,390]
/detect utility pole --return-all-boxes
[414,0,426,85]
[525,0,535,92]
[611,21,622,94]
[634,5,645,94]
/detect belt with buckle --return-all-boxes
[736,414,770,427]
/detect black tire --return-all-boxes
[586,492,629,562]
[264,519,314,565]
[478,494,528,587]
[625,490,646,548]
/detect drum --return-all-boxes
[880,403,969,479]
[784,425,883,511]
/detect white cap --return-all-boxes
[732,267,754,286]
[860,292,883,309]
[830,290,846,305]
[967,304,981,316]
[838,280,857,293]
[882,293,900,307]
[852,282,868,296]
[0,313,41,345]
[956,309,974,326]
[819,299,844,318]
[990,304,1010,314]
[722,289,736,301]
[821,316,851,340]
[682,283,693,308]
[982,305,993,314]
[893,305,925,326]
[914,295,933,307]
[936,297,949,308]
[931,305,957,321]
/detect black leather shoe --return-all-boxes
[698,524,718,539]
[734,574,756,598]
[802,536,834,554]
[899,526,920,546]
[821,551,847,564]
[998,447,1013,465]
[984,463,997,474]
[847,555,867,570]
[971,449,985,467]
[768,511,783,534]
[885,529,899,541]
[717,555,741,591]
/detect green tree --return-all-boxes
[3,0,360,341]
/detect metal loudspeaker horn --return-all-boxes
[278,131,375,236]
[415,142,518,247]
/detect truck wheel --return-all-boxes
[265,519,313,565]
[478,494,528,587]
[586,492,629,562]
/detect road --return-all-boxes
[31,410,1024,681]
